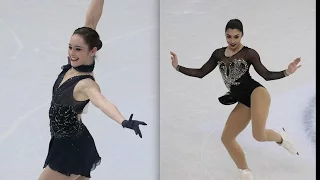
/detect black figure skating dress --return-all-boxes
[177,46,287,107]
[43,64,101,178]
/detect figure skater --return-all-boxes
[170,19,300,180]
[38,1,147,180]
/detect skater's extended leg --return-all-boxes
[251,87,298,155]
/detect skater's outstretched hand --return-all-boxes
[122,114,147,138]
[286,57,302,75]
[170,51,179,69]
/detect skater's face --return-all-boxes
[68,34,97,67]
[225,29,243,50]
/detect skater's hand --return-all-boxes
[170,51,179,69]
[122,114,147,138]
[286,57,302,75]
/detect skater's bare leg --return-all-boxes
[221,103,251,170]
[38,166,80,180]
[250,87,282,143]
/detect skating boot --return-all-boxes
[277,128,299,155]
[239,169,253,180]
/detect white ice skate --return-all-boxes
[278,128,299,155]
[239,169,253,180]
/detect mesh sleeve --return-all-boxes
[247,48,286,81]
[177,49,219,78]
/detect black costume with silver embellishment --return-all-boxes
[43,62,101,178]
[177,46,286,107]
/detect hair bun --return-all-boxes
[97,39,103,51]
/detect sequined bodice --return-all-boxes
[217,58,250,90]
[214,46,253,90]
[49,65,95,139]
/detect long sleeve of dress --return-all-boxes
[177,49,219,78]
[247,48,286,81]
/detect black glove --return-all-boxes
[121,114,147,138]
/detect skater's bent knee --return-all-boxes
[221,134,236,144]
[252,132,266,142]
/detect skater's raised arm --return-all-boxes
[84,0,104,30]
[171,50,219,78]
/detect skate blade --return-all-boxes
[282,127,299,156]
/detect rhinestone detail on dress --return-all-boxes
[49,102,84,139]
[218,58,249,90]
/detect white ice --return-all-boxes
[160,0,316,179]
[0,0,158,179]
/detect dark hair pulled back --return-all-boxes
[225,19,244,36]
[73,27,103,51]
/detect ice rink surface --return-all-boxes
[0,0,158,179]
[160,0,316,179]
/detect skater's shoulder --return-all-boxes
[245,46,260,56]
[210,46,227,58]
[211,46,225,55]
[214,46,227,51]
[242,46,257,52]
[78,77,97,88]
